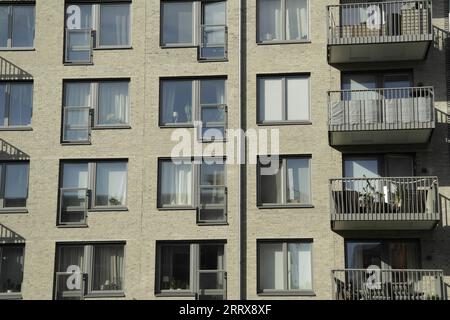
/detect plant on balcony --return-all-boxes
[358,176,384,211]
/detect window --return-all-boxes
[54,243,124,299]
[58,160,127,226]
[0,82,33,128]
[0,245,24,297]
[258,156,311,206]
[62,80,130,143]
[160,78,226,141]
[0,4,35,48]
[257,0,308,43]
[258,240,312,293]
[156,242,226,300]
[158,158,227,224]
[161,1,227,60]
[258,75,309,123]
[64,2,131,63]
[0,162,29,210]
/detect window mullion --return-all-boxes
[191,244,198,294]
[0,164,5,208]
[282,158,287,204]
[8,6,13,47]
[283,242,288,291]
[5,83,10,127]
[282,78,287,121]
[281,0,286,41]
[193,1,200,46]
[93,4,100,47]
[92,82,98,127]
[89,162,96,208]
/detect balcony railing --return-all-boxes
[62,106,92,143]
[58,188,89,226]
[199,24,227,61]
[197,186,227,224]
[199,104,227,142]
[65,28,93,64]
[54,272,86,300]
[196,270,227,300]
[327,1,432,45]
[328,87,435,131]
[332,269,445,300]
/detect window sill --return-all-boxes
[84,291,125,298]
[258,204,314,209]
[257,40,311,46]
[57,224,88,229]
[198,58,228,63]
[160,124,195,129]
[64,62,94,66]
[94,46,132,51]
[158,207,196,211]
[0,208,28,214]
[61,141,92,146]
[160,44,197,49]
[0,48,35,52]
[257,121,312,126]
[257,291,316,297]
[0,293,23,300]
[89,207,128,213]
[0,126,32,131]
[197,222,228,226]
[155,292,196,298]
[92,125,131,130]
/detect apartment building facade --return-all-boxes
[0,0,449,300]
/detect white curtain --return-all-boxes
[98,82,129,125]
[286,158,310,204]
[162,2,193,45]
[259,243,284,290]
[12,6,35,47]
[0,246,24,293]
[9,83,33,126]
[286,76,309,121]
[92,245,124,291]
[62,163,89,189]
[286,0,308,40]
[288,243,312,291]
[57,246,85,272]
[99,4,130,46]
[162,81,192,124]
[259,78,282,122]
[161,161,192,206]
[259,0,281,41]
[95,162,127,207]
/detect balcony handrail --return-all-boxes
[327,0,430,9]
[332,268,443,273]
[328,86,434,94]
[330,176,438,182]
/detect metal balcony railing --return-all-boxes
[327,0,433,44]
[328,87,435,131]
[58,188,89,226]
[65,28,93,64]
[197,186,227,224]
[54,272,86,300]
[196,270,227,300]
[330,176,439,220]
[332,269,445,300]
[199,24,228,60]
[199,103,227,142]
[62,106,92,143]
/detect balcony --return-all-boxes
[64,29,93,64]
[328,87,435,145]
[197,186,227,225]
[327,1,433,63]
[330,176,440,230]
[58,188,89,227]
[332,269,445,300]
[199,25,228,61]
[54,272,86,300]
[196,271,227,300]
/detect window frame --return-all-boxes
[155,241,226,298]
[0,81,33,130]
[257,239,314,296]
[0,161,30,213]
[257,74,311,125]
[0,244,25,299]
[61,79,131,144]
[64,2,132,50]
[256,0,310,44]
[257,155,312,208]
[55,242,126,298]
[159,77,227,142]
[0,4,35,50]
[157,157,228,224]
[58,160,128,219]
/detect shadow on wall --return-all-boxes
[0,56,33,80]
[0,224,25,244]
[0,139,30,161]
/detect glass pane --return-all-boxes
[387,241,419,269]
[201,80,225,105]
[99,4,130,46]
[160,244,190,290]
[259,78,282,122]
[160,160,192,206]
[162,2,193,45]
[288,243,312,290]
[0,246,24,293]
[203,1,226,25]
[259,243,284,290]
[0,6,8,47]
[11,6,34,47]
[344,158,379,178]
[386,155,413,177]
[65,83,91,107]
[200,244,224,270]
[60,189,87,224]
[202,106,225,123]
[201,163,225,186]
[65,4,92,29]
[95,162,127,207]
[66,30,91,63]
[62,163,89,189]
[57,246,85,272]
[0,84,5,125]
[345,241,382,269]
[286,0,308,40]
[200,187,225,206]
[161,80,193,125]
[98,82,129,125]
[258,0,282,41]
[4,163,29,208]
[9,83,32,126]
[260,160,283,204]
[286,77,309,121]
[92,245,124,291]
[286,158,310,204]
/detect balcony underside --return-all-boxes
[329,126,434,146]
[328,39,432,64]
[332,214,439,231]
